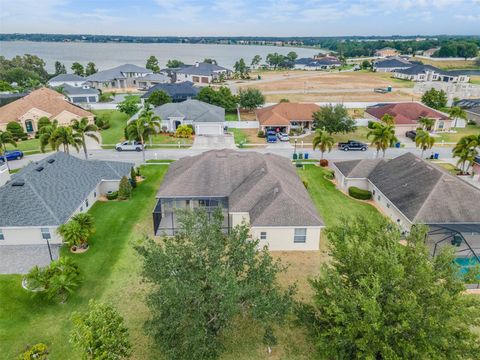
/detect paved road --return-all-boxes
[8,146,456,170]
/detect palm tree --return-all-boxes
[418,117,435,131]
[50,126,81,154]
[126,106,161,162]
[0,130,17,170]
[71,213,95,239]
[367,122,398,158]
[71,117,99,160]
[46,270,80,303]
[448,106,467,128]
[312,129,335,160]
[38,119,58,152]
[58,220,89,249]
[381,114,395,125]
[453,135,479,174]
[415,130,435,158]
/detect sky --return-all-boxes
[0,0,479,37]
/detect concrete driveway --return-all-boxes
[191,134,236,150]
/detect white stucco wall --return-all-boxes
[252,226,322,251]
[368,183,412,231]
[0,226,61,246]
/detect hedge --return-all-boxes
[348,186,372,200]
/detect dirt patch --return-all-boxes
[265,90,419,103]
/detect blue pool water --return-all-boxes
[455,257,480,276]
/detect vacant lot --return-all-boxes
[416,58,479,70]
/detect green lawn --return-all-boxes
[434,124,480,143]
[228,128,249,144]
[294,126,370,145]
[0,165,168,360]
[298,165,383,226]
[5,138,52,154]
[225,112,239,121]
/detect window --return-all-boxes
[80,207,83,212]
[294,228,307,243]
[41,228,51,240]
[0,229,4,241]
[260,232,267,240]
[94,191,97,198]
[387,203,390,208]
[85,199,89,208]
[372,189,376,195]
[377,195,381,201]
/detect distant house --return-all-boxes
[454,98,480,125]
[0,93,28,107]
[140,81,199,103]
[62,84,99,104]
[375,47,399,57]
[422,47,440,57]
[332,152,480,232]
[153,150,324,250]
[47,73,86,88]
[0,152,133,274]
[145,99,225,135]
[86,64,153,90]
[465,107,480,125]
[394,64,470,83]
[255,103,320,133]
[175,62,232,84]
[373,57,413,72]
[365,102,452,135]
[294,56,341,70]
[0,87,94,134]
[136,73,171,90]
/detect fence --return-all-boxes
[225,121,259,129]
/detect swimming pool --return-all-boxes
[455,257,480,276]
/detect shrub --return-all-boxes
[106,191,118,200]
[175,124,193,138]
[118,176,132,200]
[257,130,265,138]
[319,159,329,167]
[130,167,137,188]
[302,179,308,189]
[7,121,27,140]
[324,170,334,180]
[37,117,51,131]
[18,343,49,360]
[94,116,110,130]
[348,186,372,200]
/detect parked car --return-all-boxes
[0,150,24,163]
[277,132,290,142]
[405,130,417,141]
[266,131,277,143]
[338,140,368,151]
[115,141,145,152]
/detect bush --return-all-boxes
[257,130,265,138]
[106,191,118,200]
[118,176,132,200]
[348,186,372,200]
[7,121,27,140]
[324,170,334,180]
[94,116,110,130]
[18,343,49,360]
[302,179,308,189]
[175,124,193,138]
[319,159,329,167]
[130,167,137,188]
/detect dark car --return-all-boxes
[266,130,277,143]
[0,150,24,163]
[405,130,417,140]
[338,140,368,151]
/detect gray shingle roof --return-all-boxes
[61,84,99,96]
[0,152,133,227]
[139,73,171,82]
[156,150,324,227]
[176,62,231,76]
[141,81,199,100]
[395,64,448,76]
[333,158,386,178]
[48,74,85,83]
[86,64,151,82]
[152,99,224,123]
[374,57,412,68]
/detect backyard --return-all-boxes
[0,163,385,359]
[433,124,480,143]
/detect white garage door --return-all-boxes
[195,123,223,135]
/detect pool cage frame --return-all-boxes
[427,223,480,263]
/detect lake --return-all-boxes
[0,41,322,72]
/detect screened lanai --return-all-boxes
[427,224,480,262]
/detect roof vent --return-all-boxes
[47,159,55,164]
[35,166,44,172]
[273,187,279,194]
[12,180,25,187]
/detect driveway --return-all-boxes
[191,134,236,150]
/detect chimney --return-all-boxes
[0,163,11,187]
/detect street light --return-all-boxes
[294,139,297,154]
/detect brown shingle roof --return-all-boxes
[256,103,321,126]
[366,102,449,125]
[0,87,93,125]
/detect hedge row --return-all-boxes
[348,186,372,200]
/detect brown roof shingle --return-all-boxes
[256,103,321,126]
[0,87,93,125]
[366,102,449,125]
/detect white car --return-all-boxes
[115,140,145,152]
[277,132,290,142]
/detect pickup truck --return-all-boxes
[338,140,368,151]
[115,140,145,152]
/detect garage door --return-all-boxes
[195,124,223,135]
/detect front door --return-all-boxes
[174,120,182,129]
[25,120,34,133]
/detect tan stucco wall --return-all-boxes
[0,226,61,246]
[252,226,322,251]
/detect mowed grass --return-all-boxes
[5,138,52,154]
[0,165,168,360]
[434,124,480,143]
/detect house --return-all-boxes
[136,73,171,90]
[0,87,94,134]
[454,98,480,125]
[86,64,153,90]
[373,57,413,72]
[0,92,28,107]
[175,62,232,84]
[375,47,399,57]
[148,99,225,135]
[294,57,341,70]
[365,102,452,135]
[140,81,200,104]
[153,150,324,251]
[332,152,480,233]
[0,152,133,274]
[61,84,99,104]
[47,73,86,88]
[394,64,470,83]
[465,107,480,125]
[255,103,320,133]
